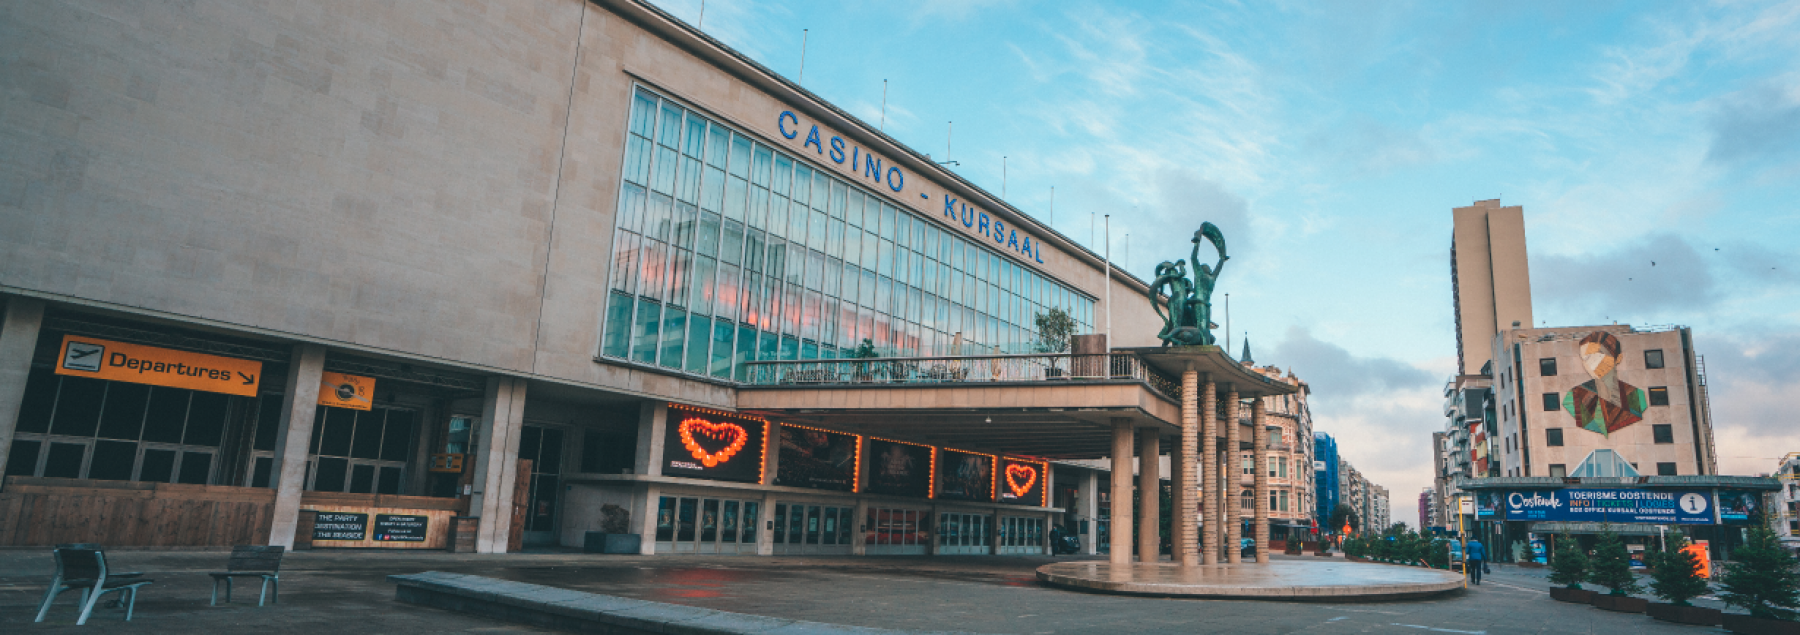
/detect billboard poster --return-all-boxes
[997,458,1047,506]
[775,425,858,491]
[1500,488,1715,524]
[662,407,765,483]
[864,439,932,498]
[938,449,994,501]
[1717,490,1762,524]
[1475,491,1502,519]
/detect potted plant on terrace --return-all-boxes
[1718,518,1800,635]
[1549,533,1595,604]
[1588,529,1648,612]
[1647,531,1722,626]
[1033,308,1075,379]
[849,338,881,383]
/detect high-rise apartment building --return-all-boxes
[1314,433,1339,530]
[1451,200,1533,376]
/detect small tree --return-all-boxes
[1588,529,1642,596]
[1032,308,1076,354]
[1650,531,1710,607]
[1550,533,1590,590]
[1329,504,1360,535]
[1717,517,1800,621]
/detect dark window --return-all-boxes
[1548,464,1567,478]
[183,392,228,447]
[44,442,86,478]
[1539,358,1557,376]
[16,368,58,434]
[1648,387,1669,406]
[6,440,42,476]
[1656,462,1677,476]
[89,440,137,481]
[51,377,105,437]
[1543,392,1560,411]
[253,397,283,452]
[1546,428,1564,447]
[1645,349,1665,369]
[97,383,150,440]
[139,448,177,482]
[380,410,416,462]
[1653,424,1674,444]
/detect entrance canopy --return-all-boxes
[1124,346,1299,399]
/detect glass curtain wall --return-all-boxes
[601,87,1096,380]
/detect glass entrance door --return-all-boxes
[654,496,760,554]
[937,512,993,555]
[865,507,930,555]
[517,425,565,546]
[771,503,854,555]
[998,516,1045,554]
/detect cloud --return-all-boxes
[1532,233,1717,318]
[1268,326,1436,405]
[1302,115,1441,178]
[1145,168,1251,259]
[1700,330,1800,475]
[1705,81,1800,166]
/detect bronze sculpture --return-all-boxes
[1150,222,1228,346]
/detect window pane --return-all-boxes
[254,396,283,452]
[709,321,736,378]
[686,315,713,373]
[377,466,403,495]
[632,300,662,364]
[348,463,375,493]
[312,456,348,492]
[319,407,356,457]
[142,387,190,444]
[177,452,212,485]
[140,448,177,483]
[602,292,634,358]
[252,456,274,488]
[6,440,42,476]
[51,376,105,437]
[15,368,57,434]
[350,410,385,459]
[97,382,150,441]
[660,308,687,369]
[184,392,228,447]
[90,440,137,481]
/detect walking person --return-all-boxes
[1467,538,1486,585]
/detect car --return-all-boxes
[1240,538,1255,558]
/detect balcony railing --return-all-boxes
[740,353,1181,401]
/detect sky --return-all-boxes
[652,0,1800,529]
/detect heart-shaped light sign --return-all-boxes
[1005,464,1038,498]
[678,417,747,468]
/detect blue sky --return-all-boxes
[656,0,1800,526]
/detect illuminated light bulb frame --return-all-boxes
[667,403,768,484]
[778,421,865,493]
[941,447,999,502]
[869,436,936,499]
[1000,457,1050,507]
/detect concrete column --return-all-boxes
[1108,418,1134,565]
[0,297,46,481]
[1177,367,1198,566]
[1201,379,1218,565]
[853,498,869,556]
[634,484,662,555]
[1253,399,1270,564]
[1226,389,1242,564]
[1080,470,1099,555]
[756,491,776,556]
[634,402,668,476]
[763,421,781,485]
[1137,430,1159,563]
[472,376,528,553]
[268,344,326,549]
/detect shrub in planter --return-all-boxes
[1549,532,1590,592]
[1718,519,1800,632]
[1722,613,1800,635]
[1588,529,1643,599]
[1550,586,1598,604]
[1650,531,1711,603]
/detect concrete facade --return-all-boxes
[1490,325,1717,478]
[1451,199,1533,376]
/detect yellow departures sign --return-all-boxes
[55,335,262,397]
[318,371,375,410]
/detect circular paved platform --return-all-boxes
[1037,560,1465,600]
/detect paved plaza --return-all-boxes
[0,549,1729,634]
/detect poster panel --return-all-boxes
[775,425,858,491]
[997,458,1047,506]
[1475,491,1502,519]
[1500,488,1715,524]
[937,449,994,501]
[1717,490,1762,524]
[864,439,932,498]
[662,407,765,483]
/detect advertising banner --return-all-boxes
[662,407,765,483]
[774,425,858,491]
[937,449,994,501]
[313,512,368,541]
[55,335,262,396]
[1475,491,1502,519]
[864,439,932,498]
[1500,488,1715,524]
[318,371,376,410]
[373,514,428,542]
[997,458,1047,506]
[1717,490,1762,524]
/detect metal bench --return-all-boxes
[34,547,154,625]
[210,545,284,606]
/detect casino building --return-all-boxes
[0,0,1293,558]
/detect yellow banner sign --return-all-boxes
[55,335,262,397]
[318,371,376,411]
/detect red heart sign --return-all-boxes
[678,418,747,468]
[1005,464,1037,498]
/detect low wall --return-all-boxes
[0,476,275,547]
